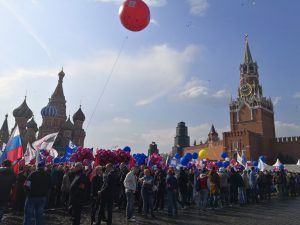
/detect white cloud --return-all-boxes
[293,92,300,98]
[275,121,300,137]
[213,89,230,98]
[112,117,131,124]
[178,78,209,98]
[272,96,282,106]
[186,0,209,16]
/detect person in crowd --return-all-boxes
[119,163,129,211]
[123,166,138,222]
[265,171,273,200]
[137,165,145,213]
[98,163,116,225]
[55,164,64,207]
[237,170,246,205]
[23,161,51,225]
[166,169,178,217]
[208,167,220,209]
[275,171,284,198]
[140,168,155,218]
[242,170,250,203]
[0,160,16,223]
[61,166,71,209]
[91,166,104,224]
[177,167,188,209]
[154,167,166,211]
[15,165,30,213]
[49,164,59,208]
[249,167,258,203]
[256,171,265,200]
[218,168,229,205]
[229,168,245,205]
[186,168,195,206]
[196,170,209,210]
[69,162,88,225]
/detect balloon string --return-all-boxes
[85,36,129,130]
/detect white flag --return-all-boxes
[237,151,243,165]
[32,132,58,151]
[24,143,36,165]
[258,159,266,171]
[49,148,58,158]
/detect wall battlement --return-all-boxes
[272,136,300,143]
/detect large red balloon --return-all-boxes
[119,0,150,32]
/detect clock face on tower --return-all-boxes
[240,83,252,97]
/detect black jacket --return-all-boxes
[70,171,88,205]
[0,167,15,206]
[100,170,116,200]
[26,169,51,198]
[91,175,103,198]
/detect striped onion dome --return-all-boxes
[41,103,58,117]
[13,97,33,119]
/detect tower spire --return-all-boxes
[244,34,253,64]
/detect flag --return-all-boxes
[32,132,58,151]
[64,141,78,160]
[237,150,247,166]
[258,159,271,171]
[0,143,5,158]
[68,140,78,151]
[24,143,36,165]
[35,150,43,167]
[0,125,23,164]
[49,148,58,158]
[236,151,243,166]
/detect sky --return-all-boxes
[0,0,300,153]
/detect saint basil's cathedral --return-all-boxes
[0,69,86,152]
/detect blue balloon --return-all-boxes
[253,161,258,167]
[259,155,267,163]
[186,153,192,160]
[221,152,228,159]
[216,161,223,168]
[223,161,230,168]
[279,164,284,170]
[123,146,131,152]
[180,157,188,166]
[175,153,181,159]
[192,152,198,160]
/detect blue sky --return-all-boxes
[0,0,300,153]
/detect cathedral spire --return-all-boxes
[51,69,66,102]
[0,114,9,144]
[244,34,253,64]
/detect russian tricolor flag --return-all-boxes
[0,125,23,164]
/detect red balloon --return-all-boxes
[119,0,150,32]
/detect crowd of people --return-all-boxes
[1,159,300,225]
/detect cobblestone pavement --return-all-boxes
[3,197,300,225]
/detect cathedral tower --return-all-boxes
[72,106,86,147]
[12,97,33,140]
[0,114,9,149]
